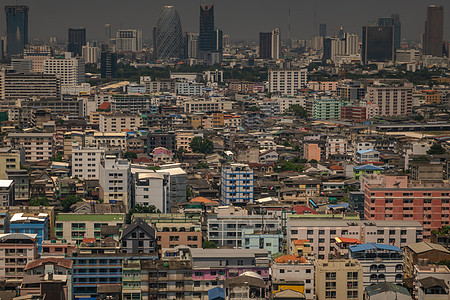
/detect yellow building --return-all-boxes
[423,90,442,104]
[176,131,195,151]
[189,114,203,129]
[290,239,312,257]
[315,259,363,300]
[0,148,22,180]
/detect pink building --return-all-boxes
[0,233,39,280]
[363,174,450,241]
[303,143,321,162]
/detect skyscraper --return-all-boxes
[101,49,117,79]
[423,5,444,57]
[184,32,199,58]
[155,6,183,60]
[105,24,111,42]
[5,5,29,58]
[271,28,281,60]
[319,24,327,37]
[378,14,401,49]
[198,4,215,58]
[362,25,394,65]
[115,30,143,52]
[259,32,272,59]
[68,28,86,57]
[214,29,223,52]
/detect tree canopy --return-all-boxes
[285,105,308,118]
[190,137,214,154]
[427,144,446,155]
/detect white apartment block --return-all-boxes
[24,46,52,73]
[91,132,127,151]
[287,219,423,260]
[98,112,143,133]
[132,170,169,213]
[326,136,348,158]
[276,96,308,114]
[82,43,100,64]
[269,69,308,96]
[176,81,205,96]
[72,144,105,180]
[115,29,143,52]
[99,156,132,210]
[44,52,85,86]
[365,82,413,117]
[7,133,54,162]
[184,99,233,113]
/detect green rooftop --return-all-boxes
[56,214,124,222]
[289,214,360,220]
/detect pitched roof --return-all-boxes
[353,164,384,171]
[24,258,73,271]
[407,242,450,254]
[365,281,411,296]
[190,197,219,204]
[350,243,401,253]
[419,277,448,289]
[335,237,361,244]
[293,205,318,215]
[98,102,111,110]
[122,218,155,239]
[330,165,343,170]
[273,289,305,299]
[274,255,307,264]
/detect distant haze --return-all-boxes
[2,0,449,42]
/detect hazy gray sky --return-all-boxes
[2,0,449,42]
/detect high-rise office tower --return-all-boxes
[198,4,215,59]
[423,5,444,57]
[271,28,281,60]
[101,51,117,79]
[115,29,143,52]
[214,29,223,52]
[155,6,183,60]
[378,14,401,49]
[319,24,327,37]
[184,32,199,58]
[5,5,29,58]
[259,32,272,59]
[68,28,86,57]
[105,24,111,42]
[362,25,394,65]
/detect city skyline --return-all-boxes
[2,0,448,43]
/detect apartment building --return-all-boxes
[184,99,233,113]
[276,96,309,114]
[44,52,85,86]
[287,218,422,259]
[268,68,308,96]
[0,233,39,280]
[40,240,76,258]
[313,98,343,120]
[176,81,205,96]
[8,133,54,162]
[315,259,363,300]
[176,131,196,151]
[110,94,156,113]
[190,248,270,300]
[99,112,142,133]
[55,213,124,244]
[362,174,450,240]
[91,132,127,151]
[10,213,48,253]
[121,219,156,254]
[0,180,14,206]
[207,208,279,248]
[271,255,315,300]
[71,144,104,180]
[349,243,403,287]
[115,29,143,52]
[220,164,254,206]
[326,136,348,159]
[132,171,169,213]
[155,223,202,250]
[156,164,187,205]
[99,156,132,210]
[365,82,413,117]
[146,132,176,153]
[0,148,22,180]
[0,70,61,100]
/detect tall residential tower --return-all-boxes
[423,5,444,57]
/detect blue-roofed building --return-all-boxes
[353,164,384,180]
[10,212,48,253]
[349,243,403,287]
[208,286,225,300]
[356,149,380,164]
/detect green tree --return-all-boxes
[202,240,217,249]
[247,106,260,112]
[285,105,308,118]
[123,152,138,160]
[29,197,49,206]
[62,195,83,212]
[427,144,446,155]
[190,137,214,154]
[195,162,209,169]
[126,204,158,223]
